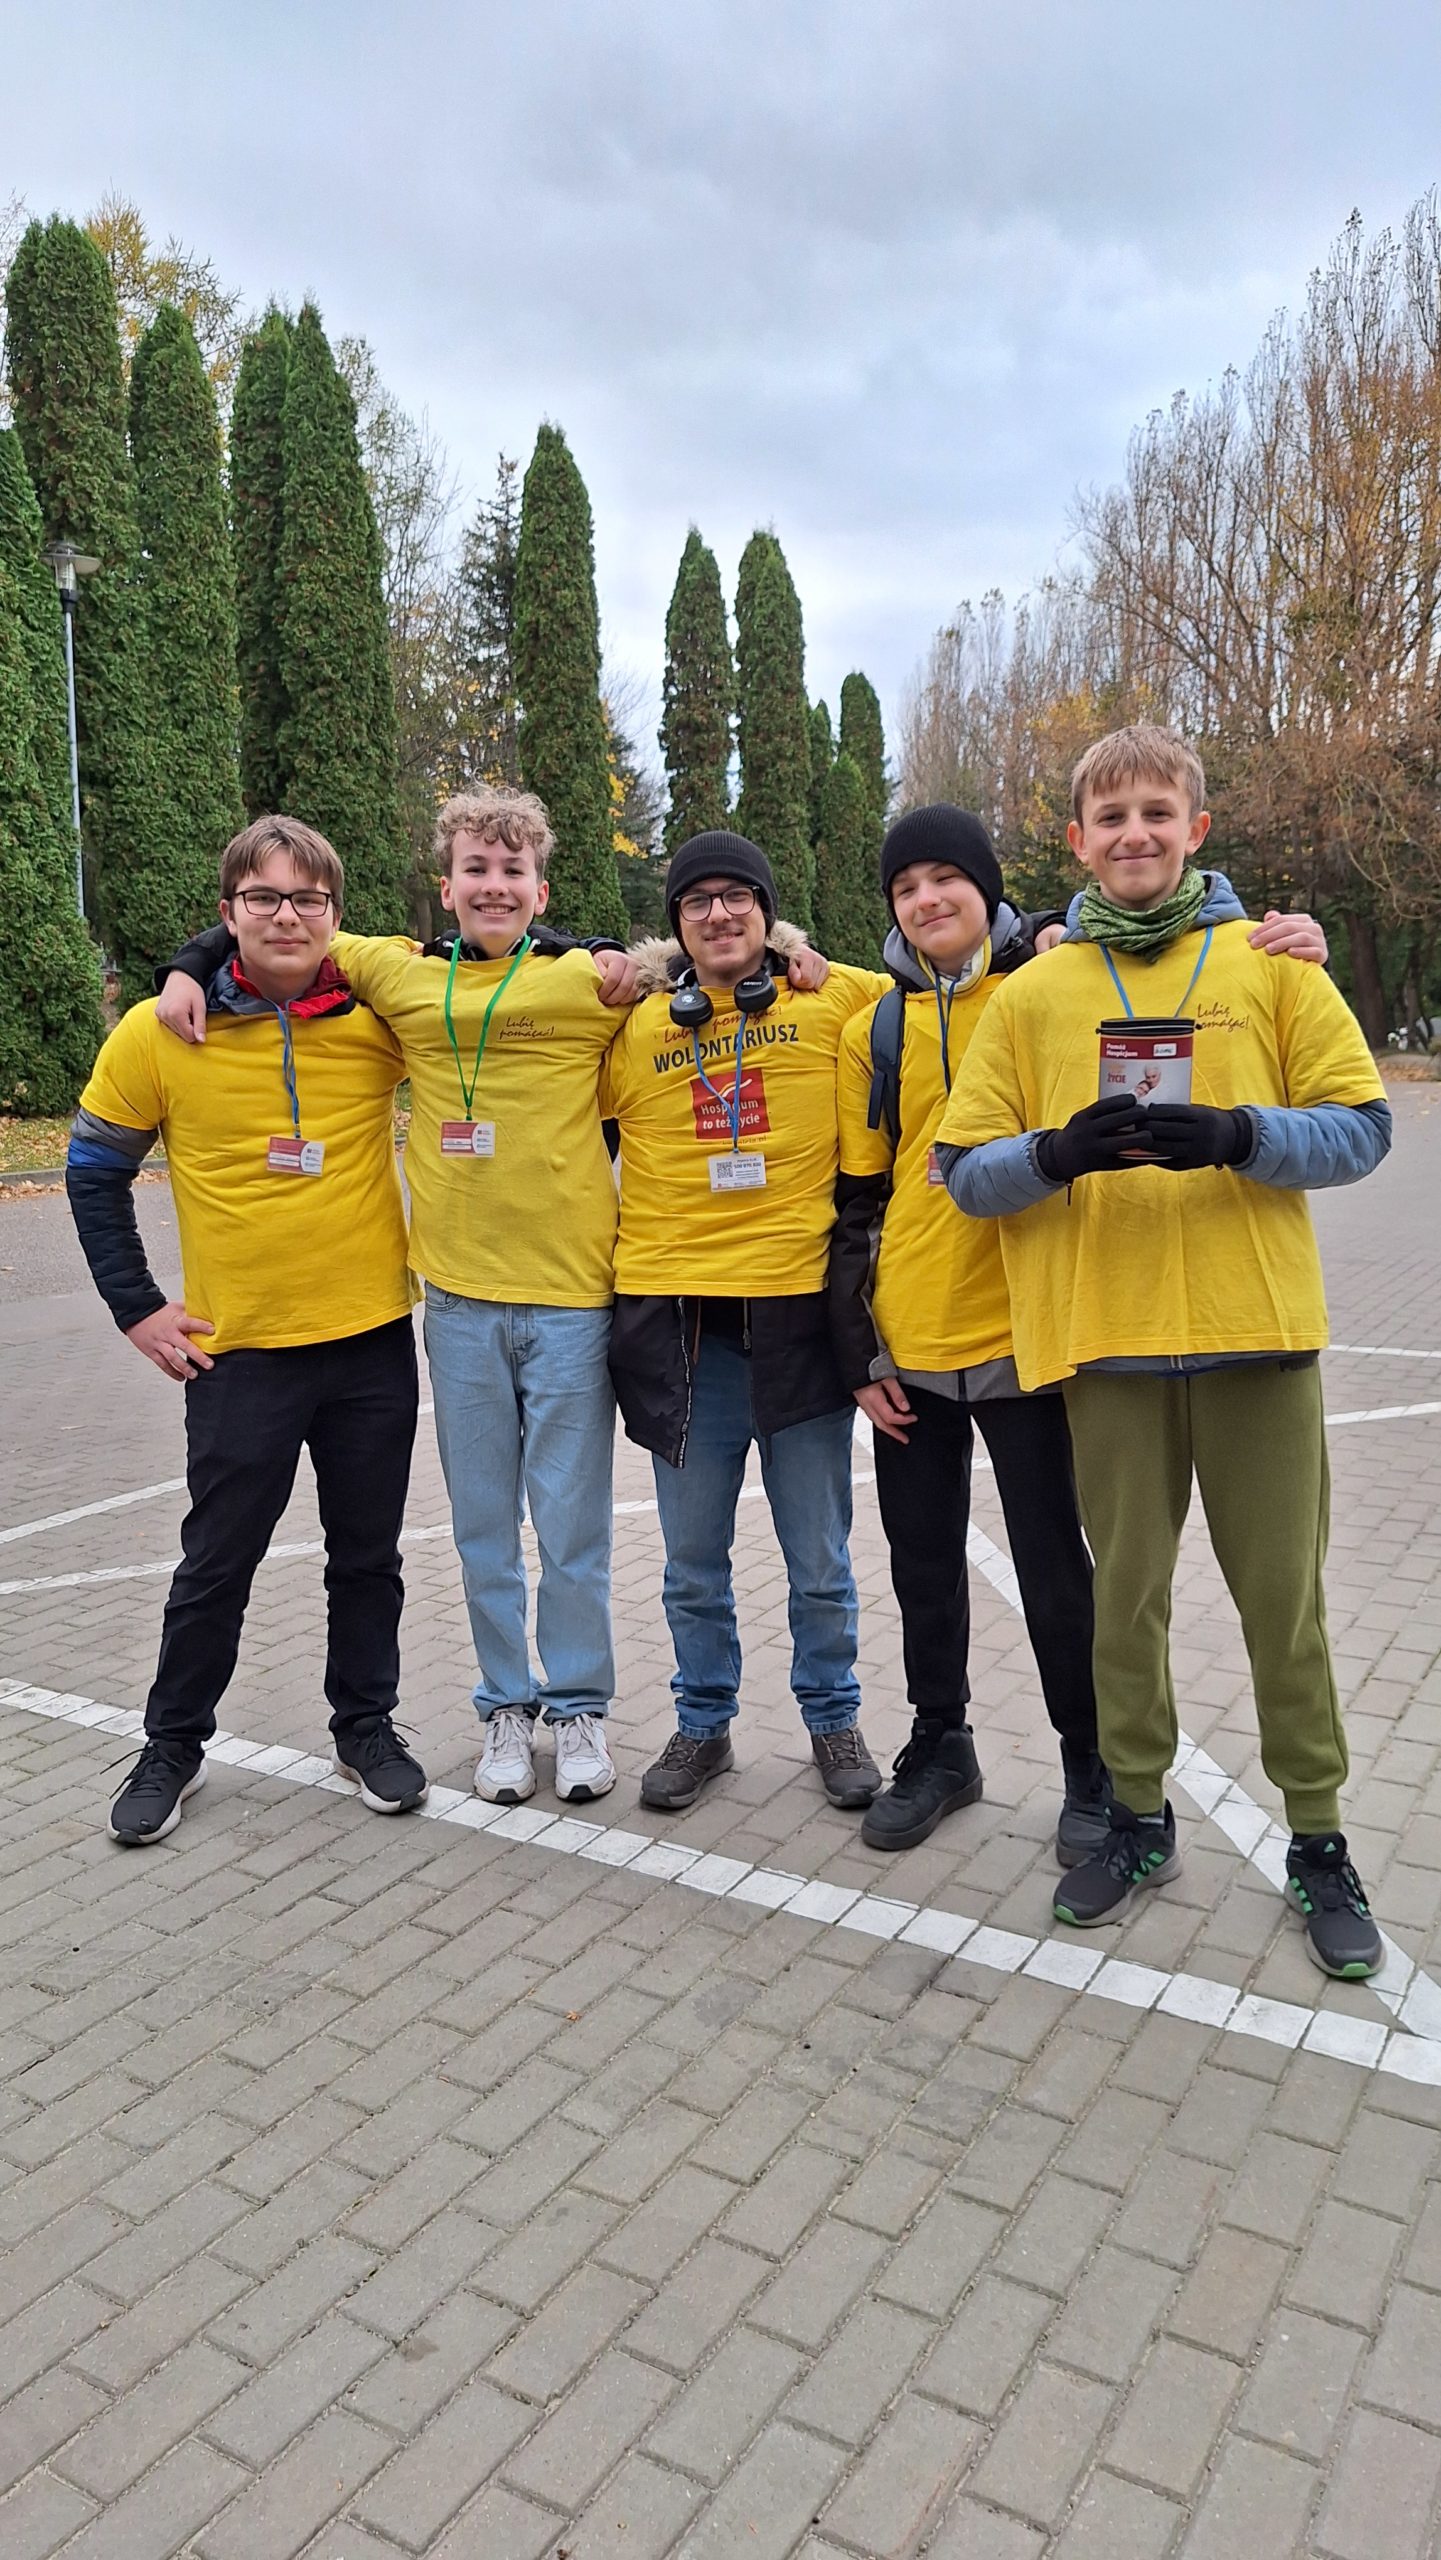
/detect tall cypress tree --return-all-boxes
[0,565,105,1112]
[454,453,522,789]
[734,531,813,930]
[513,422,627,938]
[808,698,834,852]
[660,528,732,854]
[231,309,293,817]
[0,427,73,842]
[838,672,888,825]
[813,750,882,969]
[275,304,407,932]
[4,216,160,987]
[130,306,243,938]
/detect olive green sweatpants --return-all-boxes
[1061,1360,1347,1835]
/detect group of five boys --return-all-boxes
[66,720,1392,1978]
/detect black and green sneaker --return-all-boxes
[1284,1833,1383,1979]
[1052,1801,1180,1927]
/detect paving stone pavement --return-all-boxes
[1,1081,1440,2558]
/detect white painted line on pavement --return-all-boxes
[1325,1403,1441,1427]
[1330,1344,1441,1360]
[2,1676,1437,2088]
[0,1477,187,1547]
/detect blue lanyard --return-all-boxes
[1100,926,1213,1023]
[264,1001,302,1139]
[692,1021,748,1151]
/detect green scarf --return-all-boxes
[1077,865,1207,955]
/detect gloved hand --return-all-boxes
[1141,1102,1253,1170]
[1034,1094,1152,1183]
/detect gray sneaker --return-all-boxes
[641,1730,735,1811]
[811,1724,881,1808]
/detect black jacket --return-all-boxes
[827,906,1060,1391]
[608,1290,850,1467]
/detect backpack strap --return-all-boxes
[866,986,907,1149]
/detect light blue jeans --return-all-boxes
[652,1335,860,1738]
[423,1290,615,1722]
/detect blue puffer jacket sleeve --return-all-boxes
[1241,1097,1392,1189]
[936,1134,1061,1219]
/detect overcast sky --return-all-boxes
[5,0,1441,758]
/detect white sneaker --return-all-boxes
[474,1707,536,1804]
[553,1713,617,1804]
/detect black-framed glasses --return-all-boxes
[233,886,335,919]
[677,884,758,922]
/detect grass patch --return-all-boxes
[0,1116,74,1174]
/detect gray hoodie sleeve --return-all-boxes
[935,1133,1062,1219]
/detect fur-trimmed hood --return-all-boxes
[627,918,812,998]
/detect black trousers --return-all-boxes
[145,1317,419,1752]
[872,1382,1097,1748]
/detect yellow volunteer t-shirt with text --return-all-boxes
[837,965,1013,1371]
[603,965,888,1295]
[936,922,1386,1389]
[333,934,622,1307]
[79,997,412,1355]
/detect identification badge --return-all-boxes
[926,1146,945,1187]
[709,1153,767,1192]
[268,1135,324,1176]
[440,1120,496,1157]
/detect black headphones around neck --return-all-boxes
[669,960,780,1031]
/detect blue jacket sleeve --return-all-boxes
[66,1111,166,1331]
[936,1132,1061,1219]
[1240,1098,1392,1190]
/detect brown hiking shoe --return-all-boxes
[811,1724,881,1809]
[640,1729,735,1812]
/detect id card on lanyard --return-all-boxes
[695,1020,767,1192]
[265,1003,324,1175]
[442,934,529,1158]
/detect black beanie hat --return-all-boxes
[879,805,1004,922]
[665,831,777,937]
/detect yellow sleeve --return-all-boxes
[831,965,893,1015]
[837,1006,894,1176]
[1274,962,1387,1108]
[330,931,422,1015]
[935,984,1028,1148]
[80,1005,167,1136]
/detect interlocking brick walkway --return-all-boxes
[2,1082,1440,2558]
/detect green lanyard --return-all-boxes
[443,933,531,1117]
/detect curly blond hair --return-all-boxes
[434,788,554,875]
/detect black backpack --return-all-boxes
[865,986,907,1150]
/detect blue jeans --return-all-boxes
[652,1336,860,1738]
[423,1291,615,1722]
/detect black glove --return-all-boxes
[1034,1094,1151,1183]
[1141,1103,1253,1171]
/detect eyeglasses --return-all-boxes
[233,887,335,919]
[677,885,759,922]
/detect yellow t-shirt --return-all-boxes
[837,964,1013,1371]
[79,996,411,1355]
[603,966,888,1295]
[334,934,622,1308]
[936,922,1386,1389]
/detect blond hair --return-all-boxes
[219,815,344,905]
[434,787,554,875]
[1070,724,1207,824]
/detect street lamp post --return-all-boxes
[43,540,100,923]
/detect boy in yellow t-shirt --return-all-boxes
[938,726,1391,1978]
[68,818,425,1848]
[157,790,634,1814]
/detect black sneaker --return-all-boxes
[861,1721,983,1850]
[641,1730,735,1811]
[811,1725,882,1808]
[109,1741,206,1847]
[1056,1743,1114,1869]
[1052,1801,1180,1926]
[333,1715,429,1813]
[1285,1833,1383,1979]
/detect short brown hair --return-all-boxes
[219,815,345,907]
[1070,724,1207,824]
[434,788,554,876]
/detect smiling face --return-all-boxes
[440,830,550,955]
[1068,772,1211,909]
[219,847,338,1002]
[677,877,770,987]
[889,860,990,973]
